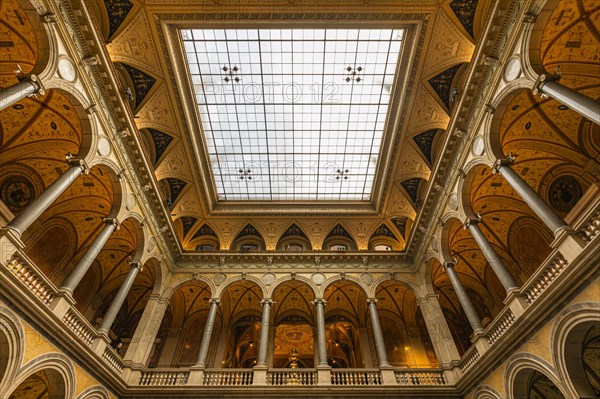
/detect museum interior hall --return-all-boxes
[0,0,599,398]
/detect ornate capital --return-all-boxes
[66,153,90,174]
[128,260,143,271]
[442,261,456,271]
[209,298,221,306]
[18,73,45,96]
[260,298,273,306]
[103,217,120,230]
[312,298,327,306]
[492,152,515,174]
[532,73,561,97]
[366,298,378,305]
[463,216,481,229]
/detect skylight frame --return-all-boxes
[180,27,406,202]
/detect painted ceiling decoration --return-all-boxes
[180,216,198,238]
[235,223,263,240]
[281,223,308,240]
[412,129,440,164]
[428,63,465,109]
[448,0,479,38]
[548,175,582,213]
[192,223,217,239]
[391,217,408,238]
[370,223,398,240]
[122,64,156,109]
[166,178,187,208]
[400,178,424,205]
[148,128,173,165]
[0,175,36,213]
[104,0,134,39]
[326,224,353,240]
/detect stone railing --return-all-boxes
[579,209,600,242]
[522,252,568,304]
[485,307,516,345]
[394,369,446,385]
[139,369,190,386]
[203,369,253,385]
[3,254,55,305]
[102,346,125,374]
[62,308,97,346]
[267,368,317,385]
[330,369,382,385]
[458,345,480,373]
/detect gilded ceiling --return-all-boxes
[83,0,486,254]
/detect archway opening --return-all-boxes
[513,368,566,399]
[8,368,66,399]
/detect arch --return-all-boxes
[320,275,370,300]
[118,212,147,261]
[269,275,318,299]
[473,385,504,399]
[0,0,54,86]
[0,307,25,395]
[76,385,111,399]
[552,302,600,398]
[505,353,568,399]
[322,223,358,252]
[215,275,267,300]
[276,223,312,251]
[231,223,266,252]
[162,275,216,302]
[7,353,75,399]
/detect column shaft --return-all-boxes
[196,299,219,367]
[61,219,118,293]
[367,300,390,367]
[99,263,141,332]
[7,162,86,236]
[538,79,600,125]
[0,76,43,111]
[495,162,568,234]
[444,263,483,332]
[314,299,328,366]
[123,295,169,366]
[467,221,518,291]
[256,299,272,366]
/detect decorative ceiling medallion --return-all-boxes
[213,272,227,285]
[311,273,326,285]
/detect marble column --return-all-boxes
[61,218,120,293]
[416,294,461,364]
[443,262,483,333]
[256,299,272,366]
[0,74,45,111]
[493,157,569,234]
[123,294,169,366]
[465,218,519,292]
[533,73,600,125]
[313,299,328,366]
[196,299,220,367]
[6,157,88,237]
[99,262,142,333]
[367,299,390,367]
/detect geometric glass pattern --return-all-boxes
[181,29,404,201]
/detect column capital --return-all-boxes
[18,73,45,96]
[366,298,378,305]
[532,73,561,96]
[147,293,169,305]
[102,217,120,230]
[442,260,457,271]
[416,294,439,306]
[463,216,481,229]
[260,298,274,306]
[492,153,516,174]
[312,298,327,306]
[209,298,221,305]
[66,154,90,174]
[128,260,143,271]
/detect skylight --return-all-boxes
[181,28,404,201]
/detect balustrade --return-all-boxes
[522,253,568,304]
[330,369,382,385]
[62,309,97,346]
[459,346,480,373]
[394,369,446,385]
[485,307,516,345]
[267,369,317,385]
[203,369,253,385]
[579,209,600,242]
[3,254,55,305]
[139,369,190,386]
[102,346,125,374]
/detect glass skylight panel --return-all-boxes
[181,28,403,201]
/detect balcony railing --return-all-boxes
[394,369,446,385]
[203,369,253,385]
[4,254,55,305]
[267,368,317,385]
[139,369,190,386]
[102,346,125,374]
[330,369,382,385]
[62,308,97,346]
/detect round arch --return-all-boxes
[76,385,111,399]
[7,353,75,399]
[0,307,25,396]
[505,353,568,399]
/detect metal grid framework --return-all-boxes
[182,28,404,201]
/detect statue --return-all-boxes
[289,347,299,369]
